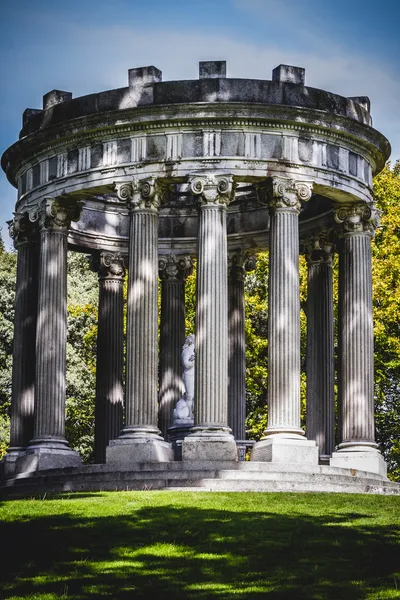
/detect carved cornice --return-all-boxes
[334,203,380,236]
[28,198,81,231]
[89,251,126,281]
[158,254,193,281]
[8,212,38,248]
[257,177,313,213]
[189,174,235,206]
[115,177,168,211]
[301,229,334,264]
[228,251,257,280]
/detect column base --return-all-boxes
[0,447,27,479]
[251,436,319,465]
[16,442,82,474]
[182,429,238,462]
[330,448,387,477]
[106,434,174,466]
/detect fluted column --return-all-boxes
[330,203,387,476]
[90,251,125,463]
[304,232,335,462]
[228,251,255,440]
[182,174,237,461]
[158,254,193,439]
[2,214,38,477]
[18,199,82,473]
[107,178,173,464]
[252,177,318,465]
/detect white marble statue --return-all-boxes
[173,334,195,422]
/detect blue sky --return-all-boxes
[1,0,399,246]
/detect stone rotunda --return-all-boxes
[1,60,399,496]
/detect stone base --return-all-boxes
[16,445,82,474]
[251,436,319,465]
[182,431,238,462]
[168,421,194,460]
[106,437,174,466]
[330,449,387,477]
[0,449,26,479]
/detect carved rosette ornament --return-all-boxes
[334,203,380,236]
[90,252,127,281]
[29,198,81,231]
[189,174,235,205]
[158,254,193,281]
[115,178,168,211]
[8,212,36,248]
[228,251,257,281]
[258,177,313,212]
[302,229,335,264]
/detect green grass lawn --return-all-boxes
[1,492,399,599]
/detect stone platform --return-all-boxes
[1,462,399,499]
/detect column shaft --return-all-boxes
[17,199,82,473]
[159,278,186,438]
[338,234,375,446]
[330,203,386,476]
[306,257,335,459]
[195,204,229,427]
[93,253,125,463]
[125,209,159,430]
[266,208,303,435]
[107,178,173,464]
[251,177,318,464]
[228,259,246,440]
[10,243,38,450]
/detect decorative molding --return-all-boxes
[40,160,49,185]
[228,250,257,280]
[29,198,81,231]
[302,229,335,263]
[244,133,261,159]
[7,212,37,248]
[203,130,221,157]
[131,136,147,162]
[334,203,380,236]
[115,177,168,211]
[158,254,193,281]
[57,153,68,178]
[189,174,234,206]
[257,177,313,212]
[78,147,91,171]
[89,251,126,280]
[166,133,182,161]
[103,141,117,167]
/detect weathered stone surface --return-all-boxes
[90,251,125,464]
[251,437,318,465]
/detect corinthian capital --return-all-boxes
[258,177,313,212]
[89,251,127,281]
[8,212,37,248]
[189,174,235,206]
[115,177,167,211]
[29,198,81,231]
[159,254,193,281]
[334,203,380,236]
[301,230,334,264]
[228,251,257,280]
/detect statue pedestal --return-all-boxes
[168,419,194,460]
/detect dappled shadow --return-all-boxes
[1,494,399,599]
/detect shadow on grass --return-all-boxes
[1,498,399,599]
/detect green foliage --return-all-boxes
[0,243,16,457]
[66,252,98,462]
[372,161,400,480]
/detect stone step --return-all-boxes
[169,478,400,494]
